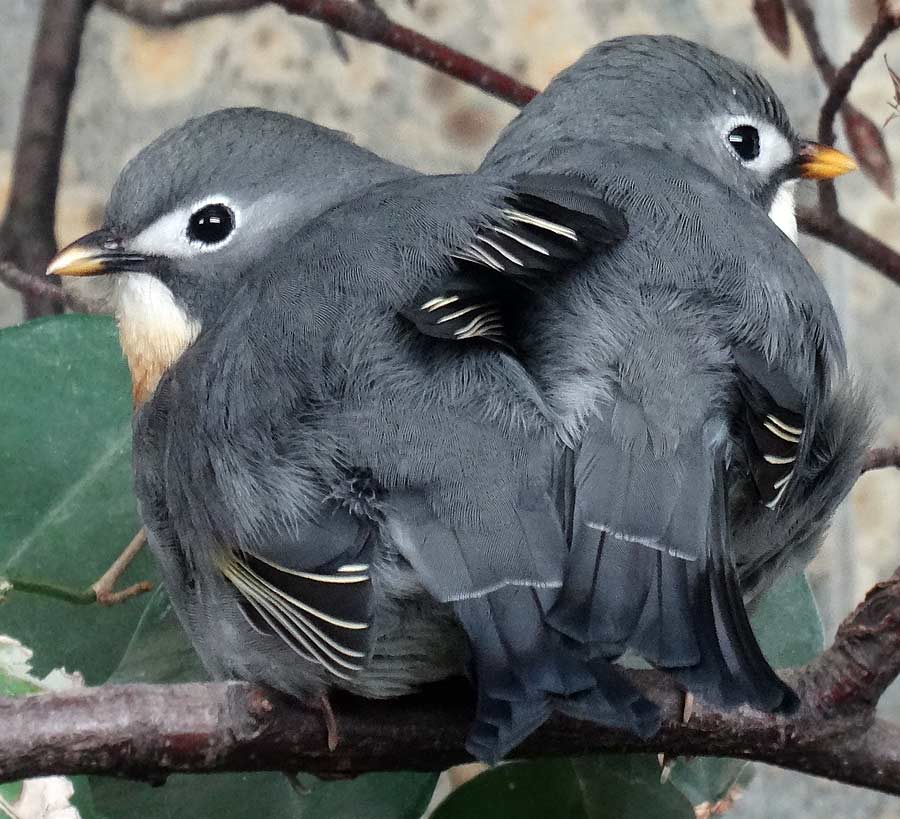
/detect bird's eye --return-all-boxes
[727,125,761,161]
[187,203,235,245]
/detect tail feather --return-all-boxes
[549,416,796,713]
[455,586,659,762]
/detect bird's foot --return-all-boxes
[319,691,340,752]
[91,528,154,606]
[658,691,696,783]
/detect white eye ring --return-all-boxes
[131,194,241,258]
[717,115,793,176]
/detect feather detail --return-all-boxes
[733,346,807,510]
[403,174,626,348]
[217,548,373,680]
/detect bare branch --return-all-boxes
[100,0,538,106]
[863,445,900,472]
[2,567,900,793]
[796,207,900,286]
[817,8,900,148]
[801,566,900,710]
[790,1,900,216]
[788,0,836,83]
[0,262,78,310]
[0,0,93,317]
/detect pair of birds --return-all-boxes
[48,36,870,762]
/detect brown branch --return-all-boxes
[789,0,900,278]
[817,8,900,148]
[0,262,77,310]
[0,0,93,318]
[796,207,900,285]
[817,7,900,214]
[863,445,900,472]
[100,0,538,106]
[801,566,900,711]
[2,568,899,793]
[788,0,836,84]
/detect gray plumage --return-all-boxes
[476,35,871,708]
[483,35,799,212]
[55,110,662,762]
[133,171,660,758]
[51,32,870,761]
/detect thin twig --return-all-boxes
[862,445,900,472]
[0,262,77,309]
[818,8,900,148]
[100,0,538,106]
[788,2,900,277]
[5,530,154,607]
[816,7,900,214]
[0,0,93,317]
[91,528,153,606]
[788,0,836,83]
[797,207,900,286]
[2,578,100,606]
[1,567,899,791]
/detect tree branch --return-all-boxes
[788,0,836,84]
[797,206,900,286]
[817,6,900,148]
[789,1,900,228]
[100,0,538,106]
[0,263,77,310]
[863,445,900,472]
[0,0,93,318]
[2,567,899,793]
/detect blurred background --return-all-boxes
[2,0,898,815]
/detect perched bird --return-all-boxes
[48,110,660,761]
[49,108,422,406]
[47,33,870,760]
[458,34,871,710]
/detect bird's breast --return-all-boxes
[115,273,200,407]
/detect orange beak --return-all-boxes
[796,141,858,180]
[46,230,146,277]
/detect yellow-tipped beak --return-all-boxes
[46,230,146,278]
[797,141,858,180]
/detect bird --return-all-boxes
[47,109,663,762]
[453,34,871,710]
[49,107,422,406]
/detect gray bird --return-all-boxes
[464,34,872,709]
[47,109,660,761]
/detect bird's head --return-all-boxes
[485,35,856,240]
[47,107,409,404]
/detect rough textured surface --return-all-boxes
[1,0,899,812]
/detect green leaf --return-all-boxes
[295,772,439,818]
[90,770,438,819]
[0,781,23,806]
[90,772,301,819]
[0,314,158,683]
[69,776,105,819]
[432,757,694,819]
[751,571,824,668]
[106,586,207,685]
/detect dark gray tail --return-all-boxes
[456,585,659,762]
[548,419,797,713]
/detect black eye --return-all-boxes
[187,203,235,245]
[727,125,761,161]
